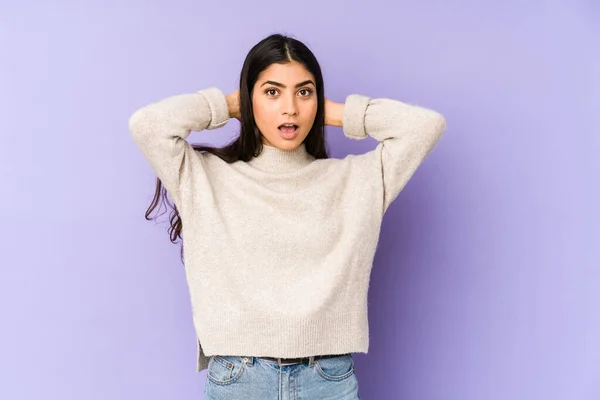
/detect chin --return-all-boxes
[264,132,306,150]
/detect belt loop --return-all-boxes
[309,356,315,367]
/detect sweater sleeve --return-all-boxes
[128,87,230,209]
[342,93,446,214]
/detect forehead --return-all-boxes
[257,61,314,84]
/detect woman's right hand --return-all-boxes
[226,89,241,121]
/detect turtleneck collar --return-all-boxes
[246,142,315,173]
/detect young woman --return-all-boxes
[129,33,446,400]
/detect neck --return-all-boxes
[247,142,314,173]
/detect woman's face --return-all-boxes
[252,61,317,150]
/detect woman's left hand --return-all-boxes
[324,97,344,127]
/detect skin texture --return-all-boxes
[226,61,344,151]
[252,61,317,149]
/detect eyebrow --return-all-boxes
[260,80,315,88]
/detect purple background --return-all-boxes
[1,1,598,399]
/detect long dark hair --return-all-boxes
[144,33,329,262]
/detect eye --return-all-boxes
[298,88,313,97]
[265,88,279,96]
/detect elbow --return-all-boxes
[425,111,446,143]
[433,113,447,136]
[128,107,156,141]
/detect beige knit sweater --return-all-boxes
[128,86,446,372]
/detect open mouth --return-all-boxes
[278,124,299,133]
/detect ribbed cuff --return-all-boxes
[342,94,370,139]
[198,87,230,129]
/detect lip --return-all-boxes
[278,122,299,128]
[278,124,299,140]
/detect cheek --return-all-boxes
[302,100,318,122]
[252,99,276,128]
[306,98,317,113]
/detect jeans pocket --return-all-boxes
[207,355,247,385]
[314,354,355,381]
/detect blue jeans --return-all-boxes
[204,353,361,399]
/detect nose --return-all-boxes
[281,93,298,116]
